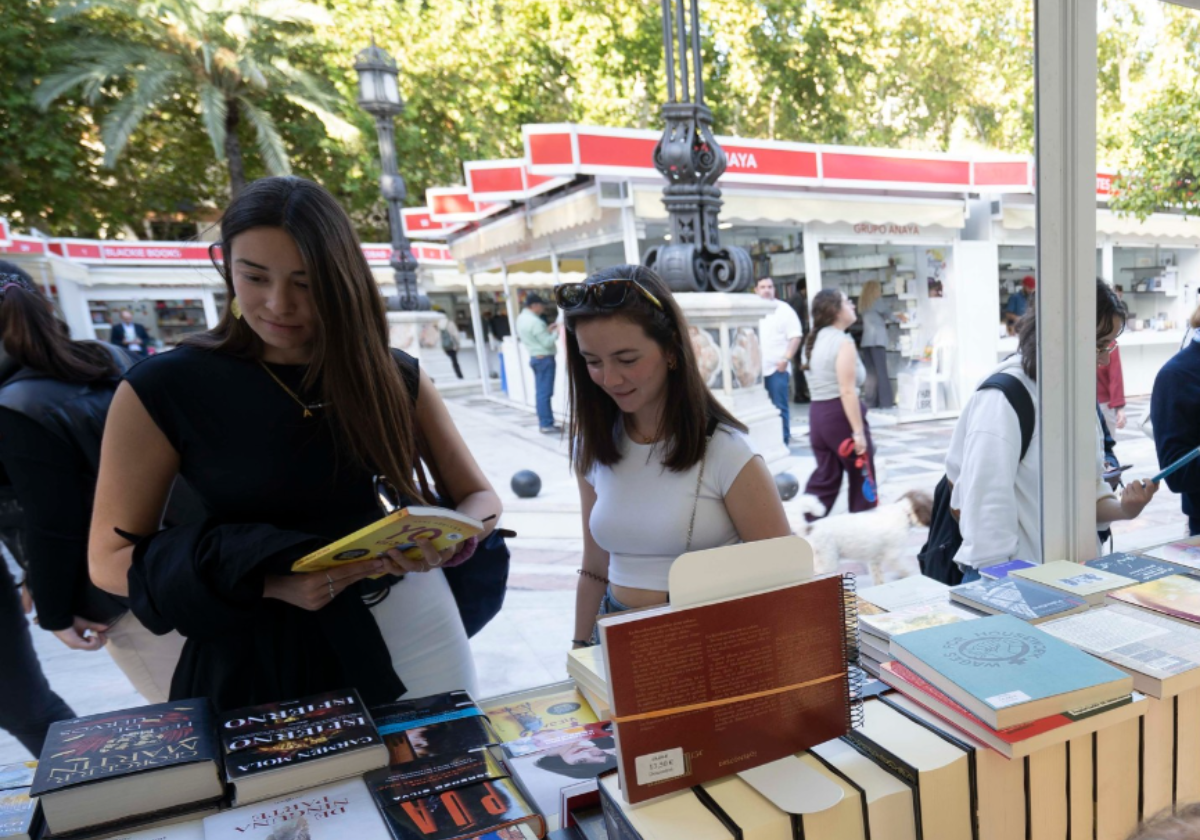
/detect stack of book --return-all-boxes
[565,648,609,719]
[0,762,39,840]
[29,699,225,838]
[218,688,389,806]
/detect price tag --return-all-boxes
[635,748,686,786]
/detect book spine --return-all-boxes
[841,730,924,840]
[598,776,643,840]
[690,785,744,840]
[806,750,872,840]
[842,574,866,731]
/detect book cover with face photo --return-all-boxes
[507,731,617,830]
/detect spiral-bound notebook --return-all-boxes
[598,566,862,805]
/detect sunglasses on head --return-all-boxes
[554,278,664,312]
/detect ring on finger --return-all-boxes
[328,582,337,600]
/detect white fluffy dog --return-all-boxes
[797,490,933,584]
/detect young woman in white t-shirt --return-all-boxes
[557,265,792,648]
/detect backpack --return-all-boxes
[440,328,457,352]
[917,373,1036,585]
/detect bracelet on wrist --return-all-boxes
[577,569,609,585]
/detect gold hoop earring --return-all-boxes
[230,298,243,320]
[668,358,678,371]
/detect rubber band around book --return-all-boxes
[609,672,848,725]
[842,573,866,731]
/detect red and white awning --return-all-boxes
[0,218,11,249]
[521,123,1032,194]
[463,158,570,202]
[425,187,509,224]
[401,208,465,240]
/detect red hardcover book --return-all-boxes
[878,660,1136,758]
[598,573,858,804]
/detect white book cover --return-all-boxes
[103,821,205,840]
[202,778,389,840]
[858,576,950,612]
[1040,604,1200,683]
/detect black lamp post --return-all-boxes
[354,40,427,311]
[643,0,751,293]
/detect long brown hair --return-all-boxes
[0,262,119,383]
[1014,277,1126,381]
[859,280,882,313]
[563,264,745,475]
[802,289,846,370]
[187,177,424,501]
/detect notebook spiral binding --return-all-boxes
[841,572,865,730]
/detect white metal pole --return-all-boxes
[501,262,529,406]
[466,272,490,397]
[1035,0,1099,562]
[621,201,640,264]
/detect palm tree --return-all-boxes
[35,0,358,196]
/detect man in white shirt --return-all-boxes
[755,277,803,444]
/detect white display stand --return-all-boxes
[386,310,444,366]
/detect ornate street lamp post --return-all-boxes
[644,0,751,293]
[354,41,427,311]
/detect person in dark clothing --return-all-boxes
[109,310,151,358]
[1151,305,1200,535]
[0,263,104,754]
[90,177,502,712]
[787,288,810,404]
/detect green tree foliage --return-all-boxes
[34,0,359,196]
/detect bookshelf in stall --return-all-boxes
[154,299,208,347]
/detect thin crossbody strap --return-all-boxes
[685,417,722,553]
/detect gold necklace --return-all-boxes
[257,360,327,418]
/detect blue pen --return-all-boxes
[1152,446,1200,483]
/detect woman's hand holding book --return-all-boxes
[263,557,385,611]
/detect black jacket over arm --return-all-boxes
[127,520,405,712]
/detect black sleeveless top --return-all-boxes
[124,345,420,539]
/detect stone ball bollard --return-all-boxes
[775,472,800,501]
[511,470,542,499]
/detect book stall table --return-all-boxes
[13,536,1200,840]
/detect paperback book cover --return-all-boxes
[502,722,613,760]
[367,775,545,840]
[291,506,484,576]
[980,559,1036,580]
[1039,604,1200,697]
[949,575,1088,623]
[878,660,1136,758]
[220,689,384,782]
[1011,560,1136,605]
[506,727,617,829]
[860,602,979,641]
[858,575,950,612]
[1086,552,1195,583]
[0,763,34,792]
[889,614,1132,729]
[599,573,859,804]
[202,776,390,840]
[1144,539,1200,572]
[1108,574,1200,624]
[30,699,218,796]
[364,751,508,804]
[371,692,479,729]
[0,788,37,840]
[380,718,497,768]
[480,683,598,743]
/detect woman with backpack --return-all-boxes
[440,317,464,380]
[938,278,1157,582]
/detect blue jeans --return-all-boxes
[764,370,791,444]
[530,356,556,429]
[589,586,639,645]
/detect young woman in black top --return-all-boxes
[89,177,501,709]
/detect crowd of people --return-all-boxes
[0,176,1196,815]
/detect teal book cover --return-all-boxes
[890,614,1130,712]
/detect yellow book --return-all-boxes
[290,505,484,574]
[479,681,599,743]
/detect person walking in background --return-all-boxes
[754,277,802,445]
[440,317,464,380]
[858,279,903,409]
[787,285,811,404]
[558,265,791,646]
[1151,303,1200,536]
[517,293,561,434]
[1098,286,1126,431]
[110,309,151,358]
[949,279,1156,581]
[801,289,877,519]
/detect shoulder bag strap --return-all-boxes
[977,373,1036,462]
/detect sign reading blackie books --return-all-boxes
[598,572,862,805]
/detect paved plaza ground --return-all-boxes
[0,389,1186,764]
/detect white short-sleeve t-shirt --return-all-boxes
[584,424,759,591]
